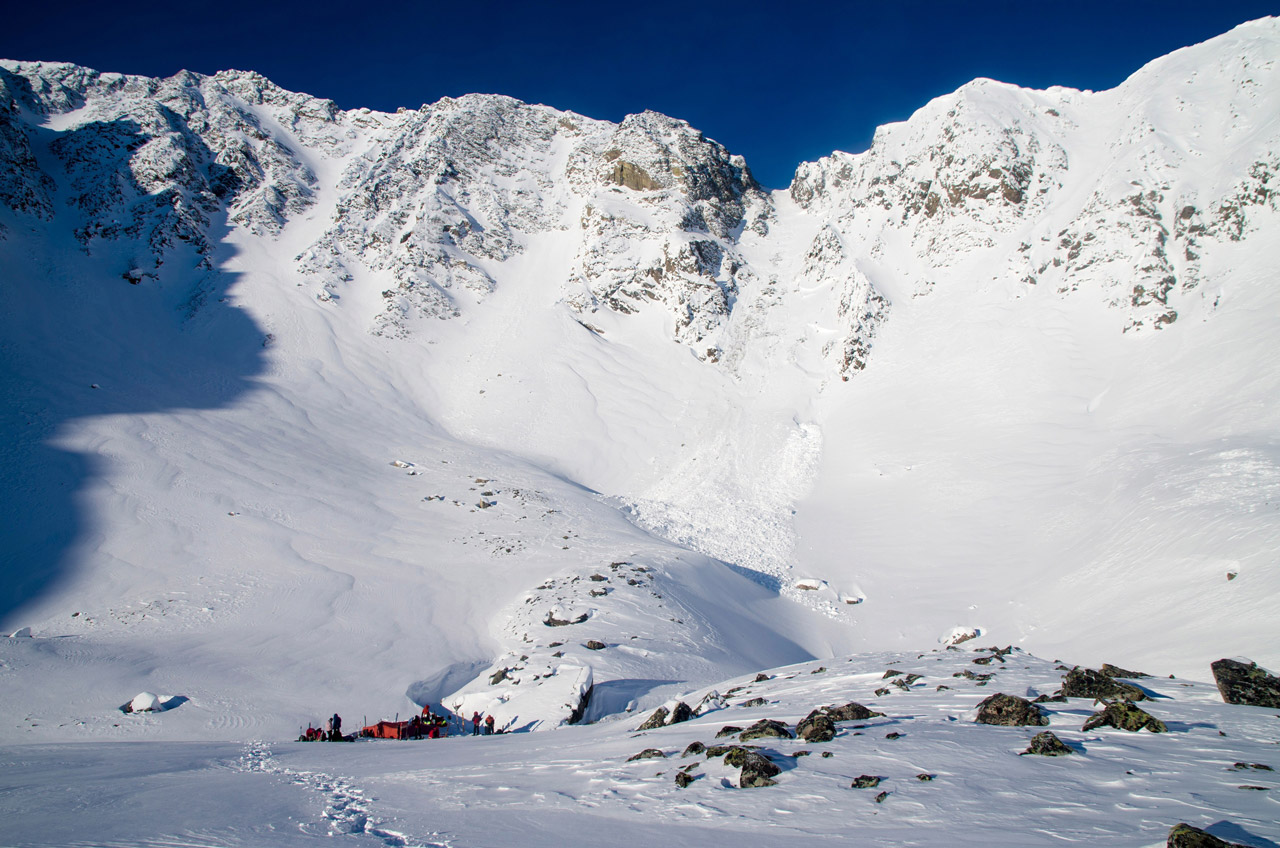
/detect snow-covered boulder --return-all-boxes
[127,692,162,713]
[7,627,32,638]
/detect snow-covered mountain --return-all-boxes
[0,8,1277,784]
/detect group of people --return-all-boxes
[468,709,497,736]
[301,713,344,741]
[300,707,504,742]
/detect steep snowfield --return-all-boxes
[0,17,1278,848]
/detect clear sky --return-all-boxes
[3,1,1277,187]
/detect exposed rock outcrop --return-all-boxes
[1210,658,1280,708]
[974,693,1049,726]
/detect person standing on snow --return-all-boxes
[484,714,495,735]
[472,711,481,736]
[330,713,342,740]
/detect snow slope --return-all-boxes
[0,16,1278,847]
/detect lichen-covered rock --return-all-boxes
[824,702,885,722]
[1100,663,1149,678]
[974,693,1048,726]
[1210,658,1280,708]
[796,711,837,743]
[738,752,781,788]
[1167,823,1249,847]
[626,748,666,761]
[714,745,780,788]
[584,640,606,650]
[669,701,693,725]
[1062,667,1148,701]
[741,697,767,708]
[715,725,742,738]
[1022,731,1074,756]
[739,718,793,742]
[674,770,696,788]
[851,775,882,789]
[636,706,668,731]
[681,741,705,757]
[1082,700,1168,733]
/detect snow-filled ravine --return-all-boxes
[1,16,1279,848]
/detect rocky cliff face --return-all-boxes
[4,20,1277,376]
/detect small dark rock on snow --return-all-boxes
[851,775,882,789]
[1210,657,1280,708]
[674,770,696,788]
[1081,699,1167,733]
[740,719,793,742]
[1062,667,1148,701]
[637,706,669,730]
[627,748,666,761]
[796,711,836,743]
[974,693,1048,726]
[753,672,770,682]
[682,741,706,757]
[742,697,767,707]
[1167,823,1250,847]
[1100,662,1149,678]
[1022,730,1073,756]
[715,725,743,738]
[584,640,606,650]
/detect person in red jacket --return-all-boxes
[484,714,495,735]
[471,711,481,736]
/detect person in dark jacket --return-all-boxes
[471,711,481,736]
[330,713,342,740]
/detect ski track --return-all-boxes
[235,742,450,848]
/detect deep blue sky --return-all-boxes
[3,1,1277,187]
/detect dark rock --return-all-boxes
[1232,762,1273,771]
[544,612,588,627]
[874,791,889,803]
[974,693,1048,726]
[1100,663,1149,679]
[627,748,666,761]
[824,702,885,722]
[821,751,833,758]
[489,667,511,685]
[637,706,669,730]
[883,669,904,678]
[1022,730,1073,756]
[1210,658,1280,708]
[851,775,882,789]
[715,725,742,738]
[874,687,891,697]
[892,678,911,691]
[705,743,753,758]
[753,672,770,682]
[588,573,608,582]
[936,685,951,691]
[811,666,826,674]
[793,750,811,757]
[674,770,695,788]
[973,656,996,665]
[740,719,793,742]
[1167,823,1249,847]
[682,741,705,757]
[742,697,767,708]
[584,640,606,650]
[1081,700,1167,733]
[885,731,903,739]
[1032,693,1067,703]
[916,773,936,781]
[738,752,781,788]
[669,701,693,724]
[1238,785,1269,791]
[954,670,994,681]
[796,711,837,743]
[1062,667,1147,701]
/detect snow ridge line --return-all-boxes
[235,741,450,847]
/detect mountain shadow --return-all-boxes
[0,114,267,628]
